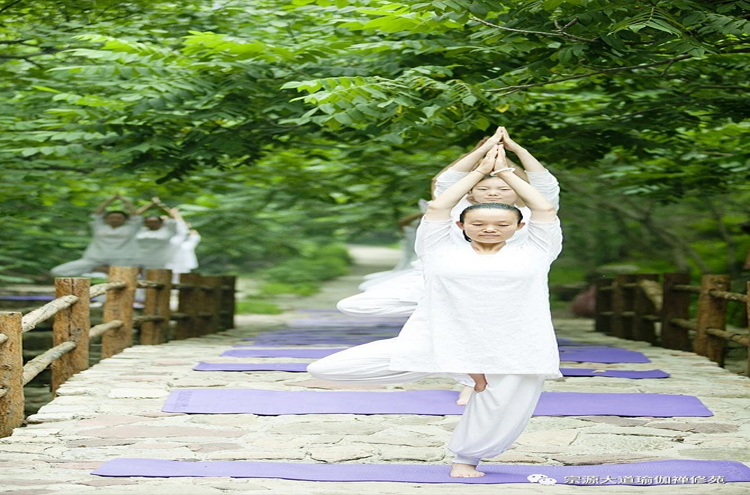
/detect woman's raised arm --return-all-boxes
[424,150,497,222]
[489,145,557,223]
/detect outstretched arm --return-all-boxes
[432,127,533,199]
[117,194,138,216]
[488,145,557,223]
[92,194,118,215]
[501,128,547,173]
[424,154,496,222]
[136,198,159,215]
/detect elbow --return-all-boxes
[535,204,557,216]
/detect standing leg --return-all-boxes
[448,374,545,477]
[307,338,433,385]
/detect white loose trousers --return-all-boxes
[307,338,545,466]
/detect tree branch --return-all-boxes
[0,0,26,16]
[471,15,597,43]
[487,54,693,94]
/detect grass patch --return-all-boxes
[236,298,283,315]
[259,282,319,296]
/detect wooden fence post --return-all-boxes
[51,278,90,393]
[141,269,172,345]
[199,276,222,336]
[694,274,730,365]
[610,274,637,339]
[632,274,659,344]
[101,266,139,359]
[219,276,236,330]
[594,278,614,334]
[0,312,24,437]
[660,273,692,351]
[175,273,200,340]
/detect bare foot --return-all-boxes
[456,386,473,406]
[469,373,487,392]
[450,463,485,478]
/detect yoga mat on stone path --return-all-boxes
[193,362,670,379]
[91,459,750,485]
[162,389,711,417]
[222,348,346,358]
[221,347,649,363]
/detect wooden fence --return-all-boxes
[0,266,235,437]
[595,273,749,375]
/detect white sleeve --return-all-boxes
[415,218,453,259]
[90,214,104,229]
[525,218,563,263]
[526,171,560,211]
[172,220,190,243]
[433,170,469,198]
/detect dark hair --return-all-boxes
[105,210,129,219]
[459,203,523,242]
[145,215,163,224]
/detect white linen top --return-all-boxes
[389,216,563,377]
[82,214,142,265]
[135,219,177,269]
[165,221,201,274]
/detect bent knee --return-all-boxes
[306,359,333,380]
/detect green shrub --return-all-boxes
[260,244,351,285]
[235,298,283,315]
[259,282,318,296]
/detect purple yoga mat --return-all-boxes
[222,348,346,358]
[194,362,310,372]
[558,368,670,379]
[194,362,670,379]
[162,389,712,417]
[0,295,55,301]
[223,347,651,364]
[91,459,750,485]
[559,348,651,363]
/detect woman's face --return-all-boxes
[467,177,518,205]
[144,217,163,230]
[458,209,523,243]
[105,213,127,228]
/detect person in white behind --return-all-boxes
[308,141,562,478]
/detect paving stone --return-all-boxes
[76,415,157,428]
[309,446,376,463]
[377,446,445,462]
[206,449,307,461]
[76,479,140,486]
[107,389,170,399]
[549,453,670,465]
[78,426,245,438]
[645,421,740,433]
[516,429,579,446]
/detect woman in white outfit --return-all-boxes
[337,128,559,315]
[165,207,201,283]
[134,198,178,271]
[309,142,563,478]
[51,193,143,277]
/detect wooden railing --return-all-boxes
[595,273,749,375]
[0,266,236,437]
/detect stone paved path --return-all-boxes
[1,247,749,494]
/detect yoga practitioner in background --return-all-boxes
[50,193,142,277]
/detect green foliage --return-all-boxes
[235,298,284,315]
[1,0,749,283]
[253,243,352,295]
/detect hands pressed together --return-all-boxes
[474,127,516,176]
